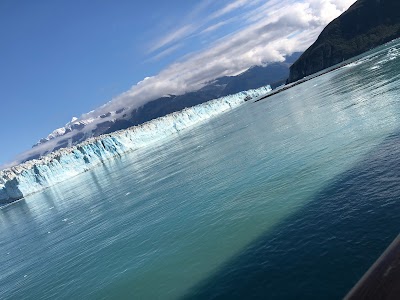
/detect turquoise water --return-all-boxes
[1,40,400,299]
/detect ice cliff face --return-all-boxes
[0,86,271,204]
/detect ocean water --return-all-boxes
[1,40,400,299]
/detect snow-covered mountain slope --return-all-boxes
[0,86,271,204]
[31,55,300,159]
[33,117,95,147]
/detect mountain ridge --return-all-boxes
[29,53,301,161]
[288,0,400,83]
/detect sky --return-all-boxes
[0,0,355,167]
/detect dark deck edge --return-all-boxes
[345,234,400,300]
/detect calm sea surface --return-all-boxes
[1,40,400,300]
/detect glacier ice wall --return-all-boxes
[0,86,271,204]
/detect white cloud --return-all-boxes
[149,25,194,54]
[146,42,184,62]
[148,0,215,54]
[208,0,258,20]
[200,20,231,35]
[7,0,356,167]
[148,0,260,54]
[89,0,355,117]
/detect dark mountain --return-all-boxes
[31,52,302,159]
[105,52,302,134]
[288,0,400,83]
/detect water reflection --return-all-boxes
[0,40,399,300]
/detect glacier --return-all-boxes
[0,86,271,204]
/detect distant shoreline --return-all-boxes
[254,59,355,103]
[254,38,400,103]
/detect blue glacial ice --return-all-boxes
[0,86,271,204]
